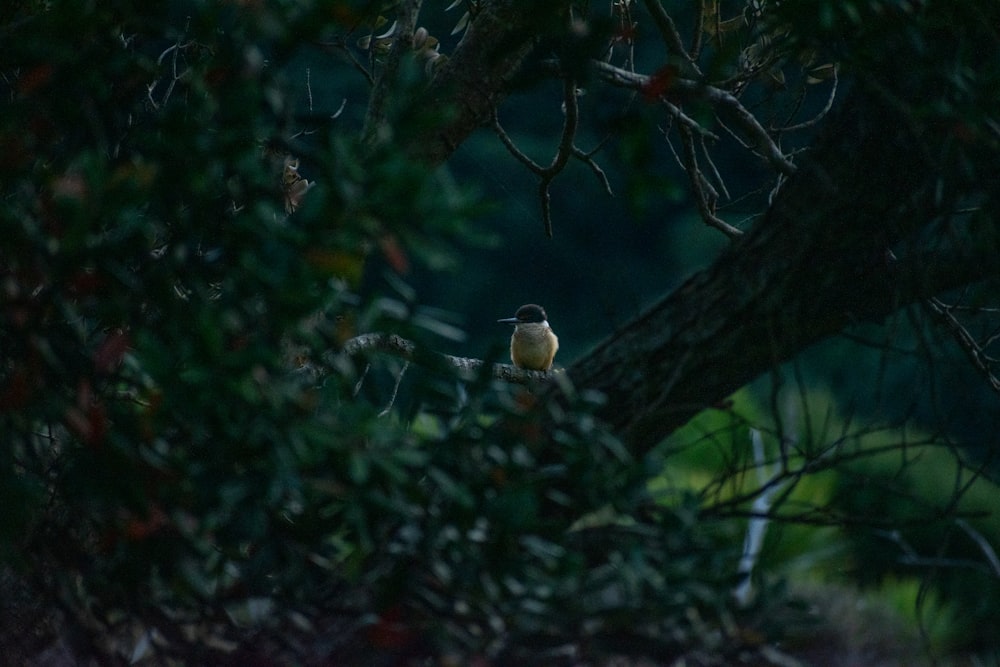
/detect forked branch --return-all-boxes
[924,297,1000,393]
[493,78,611,238]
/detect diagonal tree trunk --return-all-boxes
[566,87,1000,452]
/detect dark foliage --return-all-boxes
[0,3,758,664]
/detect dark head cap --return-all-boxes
[498,303,548,324]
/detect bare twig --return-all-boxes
[609,0,637,70]
[663,98,719,140]
[538,182,555,238]
[148,26,194,110]
[924,297,1000,393]
[353,362,371,396]
[492,79,584,177]
[642,0,703,76]
[315,38,375,85]
[592,60,797,177]
[305,67,313,112]
[678,123,743,238]
[540,78,580,237]
[493,78,593,238]
[779,66,839,133]
[590,58,647,88]
[572,146,614,196]
[492,108,544,173]
[691,0,706,59]
[706,85,797,176]
[699,132,730,200]
[547,78,579,175]
[378,360,410,416]
[956,518,1000,578]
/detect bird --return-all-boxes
[497,304,559,371]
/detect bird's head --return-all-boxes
[497,303,549,326]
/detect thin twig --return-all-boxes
[706,85,796,176]
[678,123,743,238]
[690,0,706,59]
[924,297,1000,393]
[592,60,797,176]
[538,181,554,238]
[353,362,371,396]
[642,0,702,76]
[956,518,1000,578]
[305,67,313,112]
[315,39,375,85]
[545,78,580,175]
[149,31,193,109]
[779,66,839,132]
[610,0,637,71]
[492,110,544,173]
[378,360,410,417]
[699,132,730,200]
[539,78,581,237]
[663,99,719,140]
[493,78,590,238]
[572,146,614,196]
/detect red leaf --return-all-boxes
[68,269,105,296]
[94,329,130,374]
[124,506,170,542]
[641,65,679,102]
[66,379,108,447]
[367,605,417,650]
[17,64,54,96]
[379,234,411,275]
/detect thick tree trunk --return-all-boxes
[566,90,1000,453]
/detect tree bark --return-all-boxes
[566,89,1000,453]
[419,1,568,165]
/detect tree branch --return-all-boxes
[923,297,1000,393]
[591,60,797,177]
[340,332,556,385]
[778,66,839,133]
[677,122,743,237]
[493,77,587,238]
[572,144,614,196]
[641,0,702,76]
[563,88,1000,454]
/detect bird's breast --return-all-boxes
[510,324,559,371]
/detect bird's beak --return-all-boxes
[497,317,519,324]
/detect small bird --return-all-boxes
[497,304,559,371]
